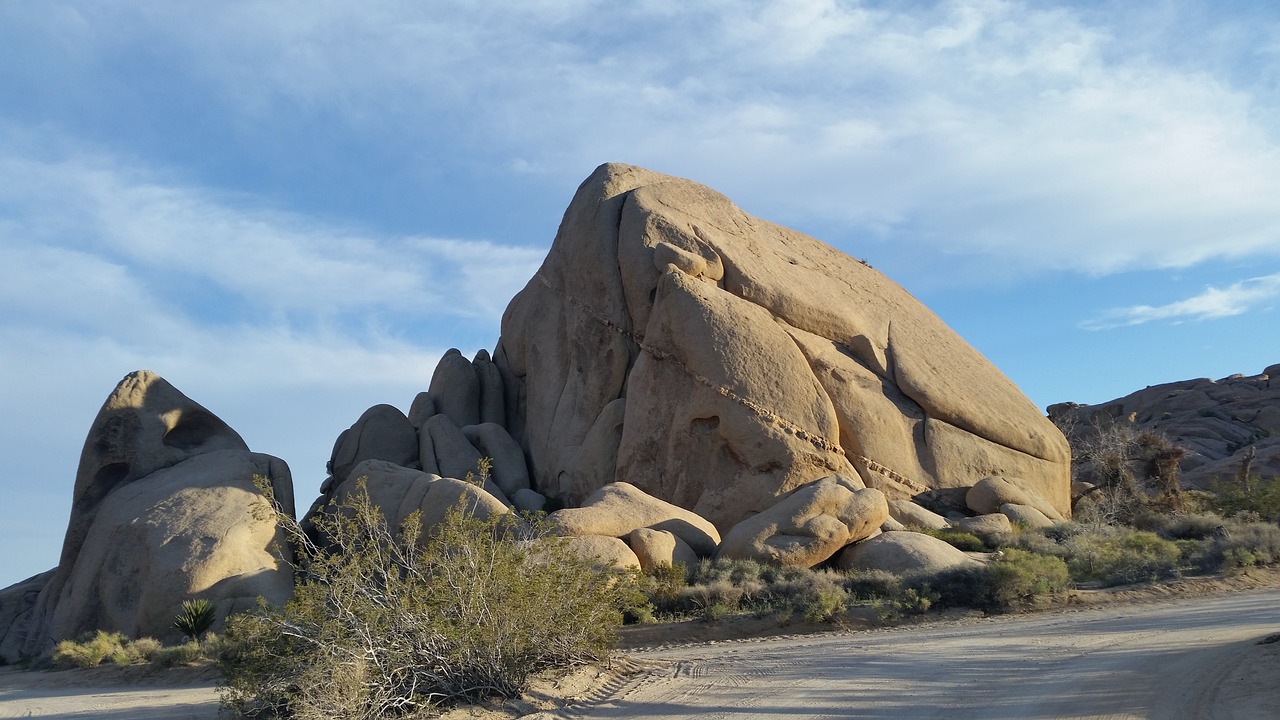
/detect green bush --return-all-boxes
[840,569,902,600]
[1211,475,1280,521]
[219,479,639,719]
[152,640,205,668]
[1065,528,1181,586]
[918,528,988,552]
[987,550,1070,607]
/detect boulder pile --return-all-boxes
[0,164,1074,661]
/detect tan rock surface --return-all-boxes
[15,371,292,659]
[966,475,1063,520]
[563,535,641,571]
[629,528,699,573]
[717,476,888,568]
[1000,503,1055,529]
[329,459,510,537]
[836,531,982,576]
[549,482,720,557]
[329,404,418,483]
[495,163,1070,530]
[887,499,951,530]
[41,450,294,649]
[955,513,1014,545]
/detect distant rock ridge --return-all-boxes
[1049,364,1280,488]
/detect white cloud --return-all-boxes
[11,2,1280,281]
[1081,273,1280,330]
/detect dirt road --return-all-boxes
[566,588,1280,720]
[3,588,1279,719]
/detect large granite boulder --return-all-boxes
[717,476,888,568]
[4,371,296,660]
[494,163,1071,530]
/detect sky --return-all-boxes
[2,0,1279,588]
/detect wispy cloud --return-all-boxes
[1081,273,1280,330]
[26,0,1272,279]
[0,131,544,338]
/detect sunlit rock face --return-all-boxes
[5,371,295,660]
[494,163,1070,531]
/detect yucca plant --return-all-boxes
[173,598,216,640]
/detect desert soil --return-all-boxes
[4,576,1280,719]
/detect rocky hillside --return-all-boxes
[1049,364,1280,489]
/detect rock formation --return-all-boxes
[316,162,1068,572]
[1049,365,1280,489]
[717,476,887,567]
[0,371,296,661]
[491,163,1069,528]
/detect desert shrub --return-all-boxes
[906,566,993,609]
[152,640,205,668]
[218,478,639,719]
[1134,511,1228,540]
[986,550,1070,607]
[758,570,849,623]
[872,586,938,620]
[174,598,217,640]
[840,569,902,600]
[1211,475,1280,521]
[918,528,987,552]
[51,632,167,668]
[1065,528,1181,586]
[1187,521,1280,573]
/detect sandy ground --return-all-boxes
[4,577,1280,719]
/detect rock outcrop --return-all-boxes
[717,476,888,567]
[1050,366,1280,490]
[2,371,296,661]
[492,163,1070,529]
[837,531,982,576]
[548,482,721,557]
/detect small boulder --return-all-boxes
[429,348,481,428]
[407,392,436,429]
[330,459,510,538]
[836,531,982,576]
[881,516,906,532]
[886,499,950,530]
[629,528,699,573]
[549,482,721,557]
[966,476,1063,521]
[1000,503,1055,529]
[512,488,548,513]
[955,513,1014,545]
[419,415,509,504]
[330,404,419,483]
[717,476,888,568]
[461,422,530,496]
[0,571,54,663]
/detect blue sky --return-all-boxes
[2,0,1278,587]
